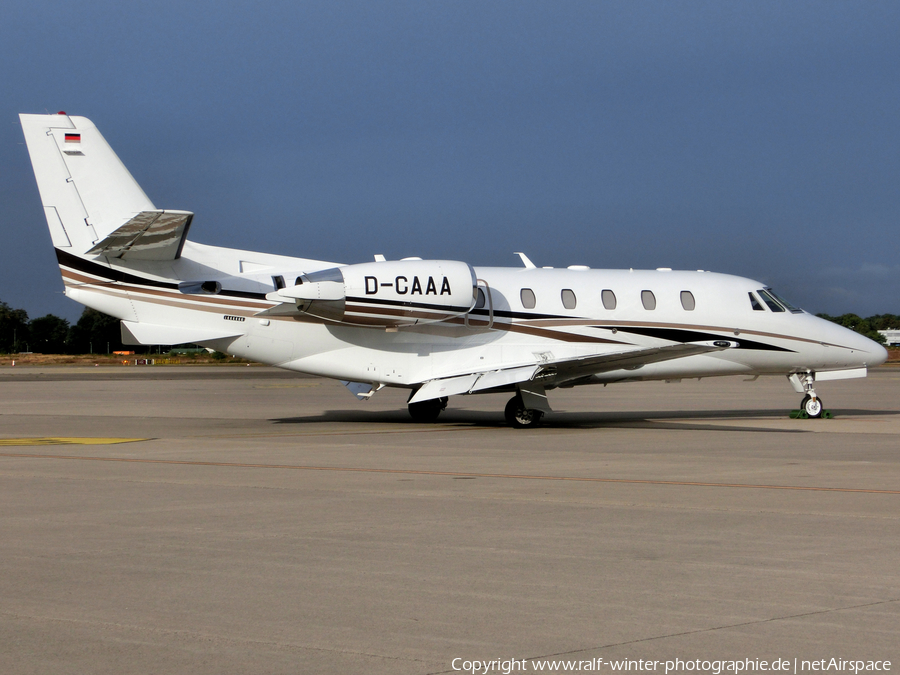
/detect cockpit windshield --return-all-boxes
[756,290,784,312]
[764,288,803,314]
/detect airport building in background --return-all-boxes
[879,330,900,346]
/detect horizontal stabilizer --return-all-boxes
[88,210,193,260]
[121,320,243,346]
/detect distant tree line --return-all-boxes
[816,314,900,345]
[2,298,898,354]
[0,300,127,354]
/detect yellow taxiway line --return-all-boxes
[0,438,148,446]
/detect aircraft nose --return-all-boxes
[869,340,889,367]
[818,317,889,367]
[842,326,888,367]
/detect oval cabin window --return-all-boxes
[641,290,656,310]
[680,291,695,311]
[601,289,616,310]
[561,289,577,309]
[520,288,536,309]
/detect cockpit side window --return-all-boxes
[749,292,764,311]
[765,288,803,314]
[757,289,785,312]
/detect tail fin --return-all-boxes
[19,113,177,258]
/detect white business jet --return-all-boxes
[20,113,888,426]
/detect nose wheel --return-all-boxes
[504,395,544,428]
[800,394,824,419]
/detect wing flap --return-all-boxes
[409,374,482,403]
[409,365,540,403]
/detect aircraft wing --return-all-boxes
[537,342,723,382]
[409,343,723,403]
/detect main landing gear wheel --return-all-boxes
[800,394,823,419]
[408,397,447,422]
[504,395,544,429]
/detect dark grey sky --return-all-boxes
[2,1,898,321]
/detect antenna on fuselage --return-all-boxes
[514,252,536,269]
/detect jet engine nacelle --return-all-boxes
[271,260,477,327]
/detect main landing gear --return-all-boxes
[408,396,447,422]
[504,394,544,429]
[406,388,549,428]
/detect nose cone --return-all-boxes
[810,315,888,368]
[868,339,890,367]
[834,323,889,367]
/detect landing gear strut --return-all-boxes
[408,396,447,422]
[799,373,824,419]
[504,394,544,428]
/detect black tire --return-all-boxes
[504,395,544,428]
[408,397,447,422]
[800,394,823,419]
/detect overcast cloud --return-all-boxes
[1,1,898,320]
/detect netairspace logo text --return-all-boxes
[450,658,892,674]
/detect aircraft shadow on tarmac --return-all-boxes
[271,407,900,432]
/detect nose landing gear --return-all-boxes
[797,372,824,419]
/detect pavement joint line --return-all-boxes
[0,610,432,666]
[2,452,900,494]
[425,598,900,674]
[504,597,900,672]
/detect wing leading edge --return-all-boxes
[408,343,724,403]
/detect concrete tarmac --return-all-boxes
[1,366,898,674]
